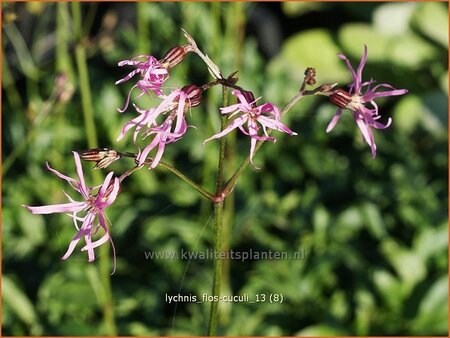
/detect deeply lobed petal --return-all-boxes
[24,201,87,214]
[203,115,249,144]
[326,108,343,133]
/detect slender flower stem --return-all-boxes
[215,87,229,193]
[207,86,229,336]
[222,140,263,197]
[119,164,144,183]
[208,200,224,336]
[282,84,336,117]
[136,2,150,54]
[221,3,245,324]
[72,4,98,148]
[71,3,116,335]
[281,92,305,117]
[158,161,215,201]
[78,149,215,201]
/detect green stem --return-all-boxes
[71,3,116,335]
[1,47,23,110]
[215,87,229,192]
[136,2,150,54]
[56,3,74,80]
[221,4,245,324]
[159,161,215,201]
[55,2,73,167]
[72,7,98,148]
[222,140,264,197]
[207,200,224,336]
[207,86,229,336]
[2,99,55,176]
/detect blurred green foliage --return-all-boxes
[2,2,448,336]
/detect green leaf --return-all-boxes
[282,2,324,17]
[18,207,46,244]
[388,32,438,67]
[278,29,349,83]
[355,290,375,336]
[338,23,390,62]
[2,276,41,331]
[393,95,423,134]
[413,221,448,262]
[373,269,403,310]
[440,71,448,93]
[381,240,426,292]
[295,324,348,336]
[412,2,448,47]
[313,206,329,249]
[373,3,416,36]
[361,202,386,239]
[421,91,447,137]
[411,276,448,334]
[332,206,364,241]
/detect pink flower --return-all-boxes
[23,152,120,271]
[326,45,408,158]
[116,55,169,112]
[204,89,297,168]
[118,85,202,169]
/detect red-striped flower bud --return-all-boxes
[239,90,256,107]
[181,85,202,107]
[80,148,121,169]
[329,88,352,109]
[160,44,192,69]
[160,46,185,69]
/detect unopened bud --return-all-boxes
[239,90,256,107]
[103,180,121,200]
[160,45,189,69]
[304,67,317,85]
[80,148,121,169]
[329,88,352,109]
[182,85,202,107]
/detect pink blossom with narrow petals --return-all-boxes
[23,152,120,272]
[116,55,169,112]
[204,89,297,168]
[118,88,195,169]
[326,45,408,158]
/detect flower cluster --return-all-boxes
[115,38,296,169]
[118,85,202,169]
[24,30,407,271]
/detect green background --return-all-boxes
[2,2,448,336]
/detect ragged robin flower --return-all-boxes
[116,46,191,113]
[117,85,202,169]
[204,89,297,169]
[116,55,169,112]
[326,45,408,158]
[23,152,120,272]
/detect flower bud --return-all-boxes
[80,148,121,169]
[329,88,352,109]
[103,180,121,200]
[160,46,186,69]
[304,67,316,85]
[239,90,256,107]
[181,85,202,107]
